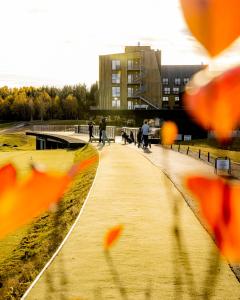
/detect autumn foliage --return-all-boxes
[184,66,240,141]
[186,176,240,261]
[104,225,123,250]
[161,121,178,145]
[0,156,97,239]
[180,0,240,57]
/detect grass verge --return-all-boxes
[0,133,35,151]
[175,138,240,163]
[0,144,98,299]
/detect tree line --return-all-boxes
[0,83,99,121]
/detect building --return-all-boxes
[99,45,162,110]
[98,45,204,110]
[161,65,205,110]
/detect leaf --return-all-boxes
[186,176,240,261]
[0,156,97,239]
[184,66,240,141]
[161,121,178,145]
[180,0,240,56]
[104,225,123,250]
[0,164,16,197]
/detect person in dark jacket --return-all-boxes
[88,121,94,142]
[99,121,102,143]
[137,127,142,148]
[130,131,135,143]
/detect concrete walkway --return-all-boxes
[25,140,240,300]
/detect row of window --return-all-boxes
[112,86,141,97]
[163,96,180,102]
[112,98,180,108]
[162,78,189,85]
[112,73,142,84]
[112,59,141,70]
[163,87,180,94]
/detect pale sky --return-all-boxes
[0,0,239,87]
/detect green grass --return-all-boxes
[0,145,98,299]
[29,119,85,125]
[175,138,240,163]
[0,122,18,129]
[0,133,35,151]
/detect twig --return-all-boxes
[104,250,128,300]
[202,247,220,299]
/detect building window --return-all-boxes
[128,87,134,97]
[128,59,140,69]
[183,78,190,84]
[175,78,181,85]
[128,74,132,83]
[112,98,120,108]
[162,102,169,109]
[162,78,169,85]
[163,87,170,94]
[112,60,120,70]
[163,96,169,102]
[175,96,180,102]
[112,73,120,84]
[173,87,179,94]
[128,101,133,110]
[112,86,120,97]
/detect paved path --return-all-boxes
[25,138,240,300]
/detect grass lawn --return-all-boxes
[0,133,35,152]
[176,139,240,163]
[0,141,98,299]
[0,122,18,130]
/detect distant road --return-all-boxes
[0,122,28,134]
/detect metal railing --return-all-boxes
[74,125,116,141]
[31,125,75,132]
[169,144,240,178]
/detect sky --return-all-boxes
[0,0,239,88]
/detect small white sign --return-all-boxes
[216,159,230,170]
[184,135,192,141]
[176,134,182,141]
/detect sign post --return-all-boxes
[214,157,231,175]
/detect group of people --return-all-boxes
[89,119,150,148]
[88,118,110,145]
[122,121,150,149]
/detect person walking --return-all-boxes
[99,121,103,143]
[88,121,94,142]
[141,121,150,148]
[101,118,110,146]
[137,127,142,148]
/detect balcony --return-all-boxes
[127,64,141,70]
[127,75,142,84]
[127,86,145,98]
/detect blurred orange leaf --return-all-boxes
[161,121,178,145]
[186,176,240,261]
[104,225,123,250]
[184,66,240,141]
[180,0,240,56]
[0,156,97,239]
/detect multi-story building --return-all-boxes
[99,45,162,110]
[161,65,205,110]
[98,45,204,110]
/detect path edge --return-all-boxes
[21,151,100,299]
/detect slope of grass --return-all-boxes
[0,122,17,129]
[0,133,35,151]
[176,139,240,163]
[0,145,98,299]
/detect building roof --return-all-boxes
[161,65,205,78]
